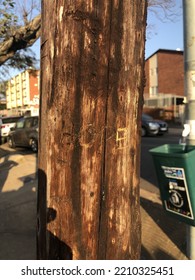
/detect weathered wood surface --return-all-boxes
[37,0,147,260]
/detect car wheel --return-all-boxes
[8,137,15,148]
[141,127,147,137]
[30,138,38,153]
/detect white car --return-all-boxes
[0,116,22,144]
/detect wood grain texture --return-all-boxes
[37,0,147,260]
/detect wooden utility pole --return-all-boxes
[37,0,147,260]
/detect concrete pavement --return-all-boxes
[0,143,189,260]
[140,186,188,260]
[0,145,37,259]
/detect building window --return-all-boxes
[150,68,158,76]
[150,86,158,97]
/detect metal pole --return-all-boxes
[183,0,195,260]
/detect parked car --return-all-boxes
[0,116,22,144]
[141,113,168,137]
[7,116,39,152]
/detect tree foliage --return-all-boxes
[0,0,180,75]
[0,0,41,75]
[0,0,18,40]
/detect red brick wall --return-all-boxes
[29,71,39,101]
[144,51,184,97]
[158,52,184,96]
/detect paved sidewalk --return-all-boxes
[0,145,37,260]
[0,145,189,260]
[140,187,188,260]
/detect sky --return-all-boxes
[3,0,184,79]
[32,0,183,63]
[145,0,183,58]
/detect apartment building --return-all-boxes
[144,49,184,121]
[6,69,40,116]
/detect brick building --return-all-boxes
[5,69,40,116]
[144,49,184,121]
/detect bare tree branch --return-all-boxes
[146,0,181,39]
[15,0,40,25]
[0,0,180,70]
[147,0,181,22]
[0,13,41,66]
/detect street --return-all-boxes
[0,124,188,260]
[0,146,38,259]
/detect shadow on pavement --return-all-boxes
[141,245,178,260]
[0,145,38,260]
[140,196,187,260]
[0,179,37,260]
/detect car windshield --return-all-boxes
[142,114,153,121]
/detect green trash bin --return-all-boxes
[150,144,195,226]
